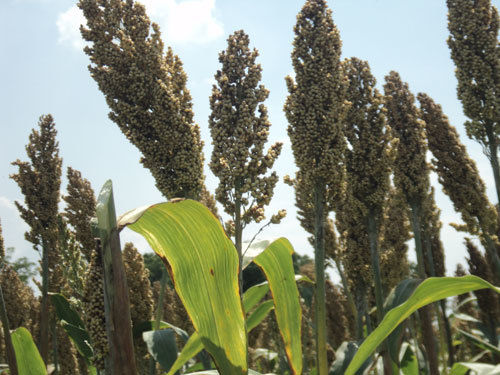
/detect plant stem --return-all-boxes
[0,282,17,375]
[486,124,500,210]
[40,241,50,364]
[313,181,328,375]
[52,319,58,375]
[423,233,455,366]
[409,202,439,375]
[234,179,243,293]
[333,257,358,329]
[367,213,392,375]
[149,270,168,375]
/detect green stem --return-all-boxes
[409,202,439,375]
[313,181,328,375]
[0,282,17,375]
[40,241,50,364]
[367,213,392,375]
[149,270,168,375]
[423,232,455,366]
[234,179,243,294]
[486,124,500,210]
[333,258,357,330]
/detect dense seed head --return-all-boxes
[418,93,498,236]
[63,167,97,262]
[285,0,347,200]
[379,187,411,292]
[0,219,4,261]
[10,114,63,291]
[384,72,429,207]
[447,0,500,145]
[78,0,205,199]
[209,30,282,225]
[421,188,446,277]
[83,249,108,370]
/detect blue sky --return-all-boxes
[1,0,499,281]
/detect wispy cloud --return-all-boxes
[0,197,16,211]
[57,0,223,50]
[56,5,87,50]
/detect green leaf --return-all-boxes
[11,327,46,375]
[458,329,500,356]
[50,293,86,329]
[60,322,94,359]
[345,276,500,375]
[122,200,247,374]
[384,279,422,364]
[133,320,188,342]
[450,362,500,375]
[246,300,274,332]
[243,281,271,313]
[253,238,302,375]
[167,332,204,375]
[49,293,93,360]
[399,343,418,375]
[329,341,369,375]
[143,329,178,372]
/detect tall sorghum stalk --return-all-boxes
[285,1,347,372]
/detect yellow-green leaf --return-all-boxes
[11,327,46,375]
[123,200,247,374]
[253,238,302,375]
[346,276,500,375]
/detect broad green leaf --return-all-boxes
[246,300,274,332]
[11,327,46,375]
[167,332,204,375]
[60,322,94,359]
[329,341,369,375]
[450,362,500,375]
[345,276,500,375]
[122,200,247,374]
[50,293,86,329]
[253,238,302,375]
[50,293,93,360]
[143,329,178,372]
[243,275,311,314]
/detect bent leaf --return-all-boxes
[346,276,500,375]
[50,293,93,360]
[246,300,275,332]
[254,238,302,375]
[11,327,46,375]
[143,329,178,372]
[450,362,500,375]
[123,200,247,374]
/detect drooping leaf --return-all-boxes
[60,322,94,360]
[242,240,271,270]
[49,293,93,360]
[11,327,46,375]
[143,329,178,372]
[450,362,500,375]
[133,320,188,342]
[121,200,247,374]
[167,332,204,375]
[345,276,500,375]
[50,293,86,329]
[253,238,302,375]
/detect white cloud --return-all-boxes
[56,5,87,50]
[0,197,16,211]
[57,0,223,50]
